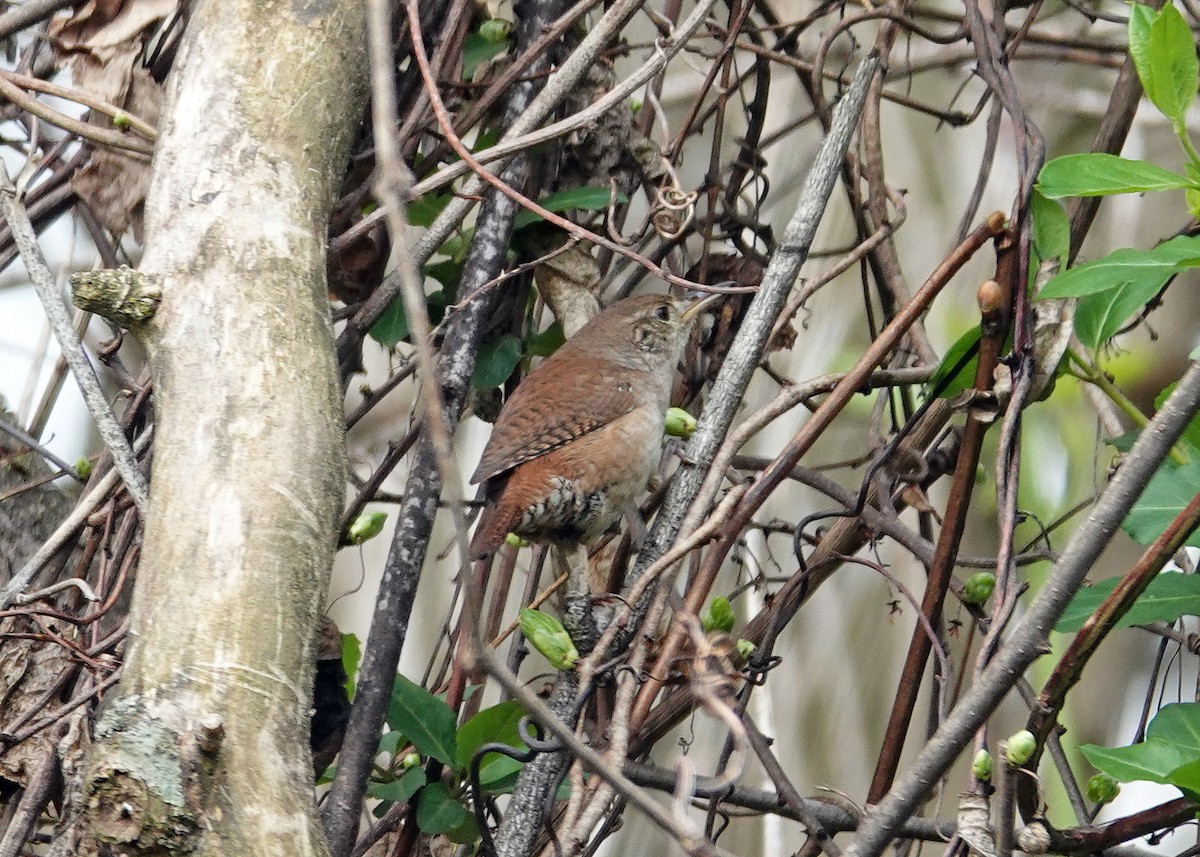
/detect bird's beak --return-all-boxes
[680,293,721,324]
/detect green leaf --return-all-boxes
[471,334,524,390]
[1164,756,1200,800]
[513,187,629,230]
[477,755,524,793]
[425,259,463,294]
[366,766,427,804]
[369,292,451,349]
[378,730,405,757]
[1123,459,1200,546]
[1073,279,1164,348]
[1038,236,1200,345]
[369,298,410,348]
[456,701,527,773]
[386,674,457,767]
[1039,236,1200,300]
[1128,3,1200,126]
[1127,2,1157,73]
[341,633,361,700]
[525,322,565,357]
[1055,572,1200,632]
[1082,737,1192,785]
[1030,190,1070,266]
[472,126,501,153]
[445,811,481,845]
[475,756,574,799]
[439,230,473,263]
[415,782,470,834]
[926,325,982,399]
[462,32,510,79]
[407,194,452,228]
[1037,154,1190,199]
[1081,702,1200,800]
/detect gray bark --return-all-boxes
[63,1,366,854]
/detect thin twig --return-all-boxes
[320,2,470,854]
[623,759,955,840]
[0,746,59,857]
[340,0,723,349]
[0,415,84,481]
[0,75,154,157]
[0,0,74,41]
[846,359,1200,857]
[0,430,150,610]
[0,70,158,139]
[477,646,731,857]
[0,166,148,521]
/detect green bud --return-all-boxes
[74,456,93,480]
[1005,730,1037,765]
[111,111,130,130]
[401,752,421,769]
[735,639,756,661]
[701,596,736,634]
[348,510,388,544]
[962,572,996,605]
[1086,772,1120,805]
[630,97,643,114]
[478,19,511,43]
[505,532,530,548]
[519,608,578,670]
[664,407,697,439]
[971,749,994,782]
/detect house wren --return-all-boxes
[469,293,715,559]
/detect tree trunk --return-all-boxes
[62,1,365,854]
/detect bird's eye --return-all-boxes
[654,304,671,321]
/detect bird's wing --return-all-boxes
[470,353,642,484]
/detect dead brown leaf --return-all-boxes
[52,0,174,238]
[0,617,75,787]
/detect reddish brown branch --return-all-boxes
[868,233,1017,802]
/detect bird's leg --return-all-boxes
[622,503,648,551]
[553,544,590,600]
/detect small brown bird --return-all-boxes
[469,293,714,560]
